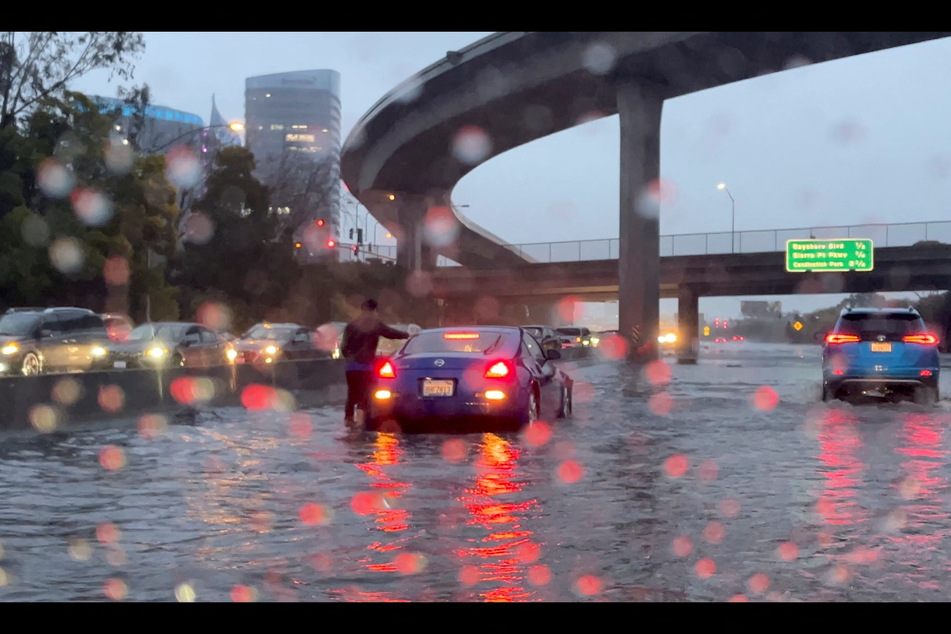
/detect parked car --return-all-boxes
[820,306,940,404]
[556,326,593,349]
[367,325,573,434]
[232,322,330,365]
[521,325,562,352]
[375,323,422,357]
[0,307,111,376]
[101,312,135,342]
[105,321,230,369]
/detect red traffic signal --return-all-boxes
[326,239,336,248]
[316,219,325,227]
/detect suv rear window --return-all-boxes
[838,312,925,340]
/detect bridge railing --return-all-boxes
[489,220,951,264]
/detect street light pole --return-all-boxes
[717,183,735,253]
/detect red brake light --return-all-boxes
[903,333,938,345]
[484,361,511,378]
[378,360,396,378]
[825,333,860,344]
[444,332,480,340]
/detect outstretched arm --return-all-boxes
[380,324,410,340]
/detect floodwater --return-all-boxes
[3,341,951,602]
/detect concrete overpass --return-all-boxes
[339,32,951,362]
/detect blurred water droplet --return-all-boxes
[452,125,492,165]
[181,211,215,245]
[583,41,617,75]
[49,237,85,274]
[105,139,134,174]
[21,214,50,247]
[423,206,460,248]
[166,146,202,188]
[70,188,114,226]
[36,158,75,198]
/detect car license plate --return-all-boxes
[871,342,892,352]
[422,379,454,397]
[113,361,126,369]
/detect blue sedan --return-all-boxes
[366,326,573,434]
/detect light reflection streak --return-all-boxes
[454,433,541,602]
[816,408,868,528]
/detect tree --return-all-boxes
[0,32,145,131]
[266,149,339,232]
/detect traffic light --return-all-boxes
[294,242,302,249]
[316,219,325,227]
[326,239,336,248]
[356,228,364,244]
[352,244,359,253]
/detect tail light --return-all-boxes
[903,333,938,345]
[825,333,860,344]
[485,361,511,378]
[378,360,396,378]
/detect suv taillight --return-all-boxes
[825,333,860,344]
[903,333,938,345]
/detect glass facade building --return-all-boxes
[244,70,342,262]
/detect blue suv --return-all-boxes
[821,307,940,404]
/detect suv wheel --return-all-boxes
[821,384,836,402]
[21,352,41,376]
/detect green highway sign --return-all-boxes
[785,238,874,273]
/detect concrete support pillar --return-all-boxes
[395,195,439,272]
[677,286,699,364]
[617,81,663,364]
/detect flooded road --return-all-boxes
[3,342,951,601]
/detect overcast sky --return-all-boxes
[71,32,951,322]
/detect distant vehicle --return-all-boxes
[0,307,110,376]
[521,325,562,351]
[232,322,329,365]
[367,325,572,434]
[101,313,135,342]
[820,307,939,404]
[657,330,678,354]
[106,322,229,369]
[375,323,422,357]
[555,326,592,349]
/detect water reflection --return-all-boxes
[816,408,867,528]
[455,433,541,602]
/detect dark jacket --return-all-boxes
[341,314,410,366]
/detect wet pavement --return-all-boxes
[2,342,951,601]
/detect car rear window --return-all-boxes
[402,330,511,355]
[838,313,925,338]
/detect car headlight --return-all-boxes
[147,347,167,358]
[226,348,238,361]
[265,345,279,355]
[91,346,107,357]
[1,343,18,356]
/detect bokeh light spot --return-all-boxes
[672,535,693,557]
[231,584,258,602]
[698,459,719,482]
[51,378,82,405]
[777,541,799,561]
[394,552,425,575]
[695,558,716,578]
[748,573,770,594]
[582,41,617,75]
[459,565,480,586]
[351,491,384,515]
[36,157,75,198]
[68,538,92,561]
[99,445,126,471]
[441,438,467,463]
[137,414,169,440]
[516,542,541,564]
[96,523,121,544]
[556,296,584,324]
[644,360,672,385]
[174,582,197,602]
[70,187,114,226]
[103,256,130,286]
[597,333,628,360]
[98,385,125,413]
[105,138,134,174]
[664,454,689,478]
[528,565,551,586]
[165,146,202,188]
[288,413,313,438]
[452,125,492,165]
[557,460,585,483]
[49,237,84,274]
[719,497,741,518]
[240,384,279,410]
[29,404,59,433]
[422,206,460,248]
[181,211,214,245]
[576,575,602,596]
[103,578,128,600]
[703,521,725,544]
[299,503,331,526]
[523,421,552,447]
[196,301,232,332]
[752,385,780,410]
[648,391,673,415]
[729,594,749,602]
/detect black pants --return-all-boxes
[345,369,373,420]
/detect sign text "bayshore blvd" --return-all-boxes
[785,239,874,272]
